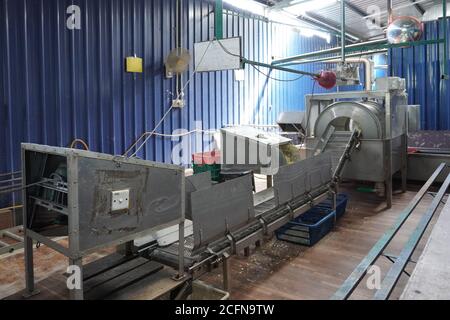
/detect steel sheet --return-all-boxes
[190,175,255,251]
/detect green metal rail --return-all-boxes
[373,170,450,300]
[331,163,449,300]
[242,58,320,78]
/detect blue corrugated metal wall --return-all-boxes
[0,0,336,181]
[389,19,450,130]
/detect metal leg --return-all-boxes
[223,255,231,292]
[401,134,408,193]
[244,247,250,257]
[23,234,40,298]
[174,220,186,281]
[267,175,273,189]
[384,139,393,209]
[69,257,84,300]
[401,169,408,193]
[332,191,337,210]
[332,191,337,225]
[386,179,393,209]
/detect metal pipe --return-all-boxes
[280,49,388,66]
[3,231,24,242]
[0,171,21,178]
[341,0,346,63]
[387,0,393,24]
[297,13,360,43]
[0,205,23,214]
[0,177,22,185]
[274,21,445,66]
[243,58,320,78]
[272,39,387,65]
[0,184,22,191]
[345,38,445,53]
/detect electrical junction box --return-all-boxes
[112,189,130,212]
[126,56,143,73]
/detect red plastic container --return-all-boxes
[192,150,221,165]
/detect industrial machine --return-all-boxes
[21,144,187,300]
[304,78,410,208]
[150,131,361,292]
[18,115,362,300]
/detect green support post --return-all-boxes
[215,0,223,40]
[443,0,448,79]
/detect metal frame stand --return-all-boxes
[23,233,40,298]
[222,253,231,292]
[21,144,187,300]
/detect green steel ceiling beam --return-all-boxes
[344,39,445,53]
[280,49,388,67]
[272,39,387,65]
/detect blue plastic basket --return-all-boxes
[276,206,336,247]
[275,193,349,246]
[315,193,349,219]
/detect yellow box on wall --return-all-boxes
[126,56,143,73]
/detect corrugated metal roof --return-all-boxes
[262,0,438,40]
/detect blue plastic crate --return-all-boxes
[275,193,348,247]
[315,193,349,219]
[276,206,336,247]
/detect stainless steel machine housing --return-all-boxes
[305,89,409,207]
